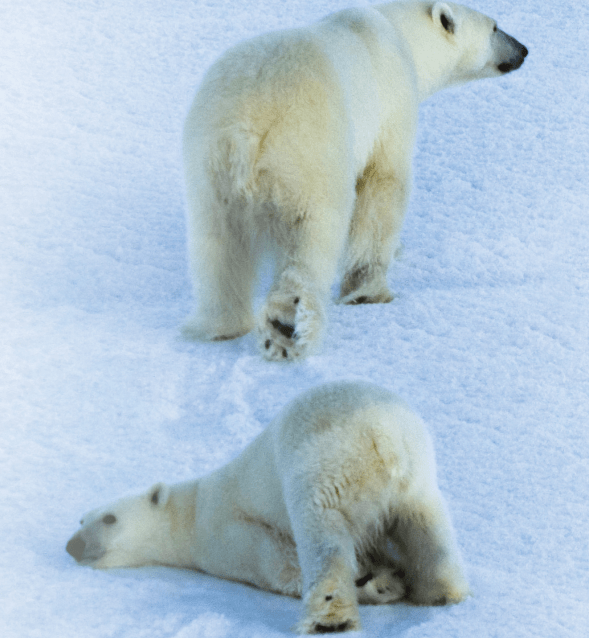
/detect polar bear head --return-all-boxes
[66,482,181,569]
[389,2,528,99]
[432,2,527,76]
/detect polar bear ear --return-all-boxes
[432,2,455,35]
[148,482,171,508]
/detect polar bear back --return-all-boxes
[185,6,417,207]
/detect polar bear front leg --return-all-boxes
[339,136,414,306]
[210,515,303,598]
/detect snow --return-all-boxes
[1,0,587,636]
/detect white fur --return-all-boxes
[181,1,527,360]
[67,381,470,633]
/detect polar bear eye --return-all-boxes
[102,514,117,525]
[493,23,498,33]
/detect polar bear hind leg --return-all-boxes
[258,256,332,362]
[257,176,353,362]
[258,270,324,361]
[286,509,406,632]
[182,176,258,342]
[391,496,470,606]
[288,506,361,634]
[355,566,406,605]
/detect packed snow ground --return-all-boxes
[1,1,587,636]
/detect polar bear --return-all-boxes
[66,381,469,633]
[181,1,527,360]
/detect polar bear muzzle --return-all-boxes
[66,512,117,563]
[66,531,106,564]
[495,29,528,73]
[66,534,87,562]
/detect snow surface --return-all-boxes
[1,0,587,636]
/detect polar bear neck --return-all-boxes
[376,2,465,102]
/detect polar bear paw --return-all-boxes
[296,589,361,634]
[182,315,253,342]
[258,283,325,361]
[355,567,406,605]
[407,574,470,607]
[339,265,394,305]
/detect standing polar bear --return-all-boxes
[66,382,469,633]
[182,1,527,360]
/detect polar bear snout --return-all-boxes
[66,530,106,564]
[66,534,86,562]
[495,30,528,73]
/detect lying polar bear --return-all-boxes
[182,1,528,360]
[66,382,469,633]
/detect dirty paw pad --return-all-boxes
[258,293,324,361]
[313,620,354,634]
[262,314,299,361]
[270,318,296,339]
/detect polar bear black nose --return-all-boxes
[496,31,528,73]
[66,535,86,561]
